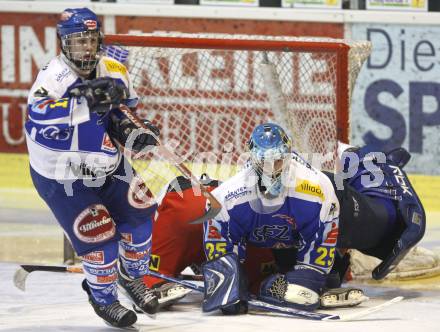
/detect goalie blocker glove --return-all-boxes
[69,77,128,115]
[202,252,248,315]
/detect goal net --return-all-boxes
[104,32,371,197]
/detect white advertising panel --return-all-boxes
[283,0,342,9]
[366,0,427,11]
[350,23,440,174]
[200,0,258,6]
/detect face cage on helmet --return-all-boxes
[251,153,289,179]
[250,147,291,196]
[61,30,101,74]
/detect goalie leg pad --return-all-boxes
[202,252,248,313]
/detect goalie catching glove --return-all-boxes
[69,77,128,115]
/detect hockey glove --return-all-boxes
[69,77,128,115]
[109,114,160,152]
[259,265,325,311]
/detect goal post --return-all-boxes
[102,32,371,195]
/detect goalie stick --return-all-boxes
[13,264,403,321]
[143,270,403,322]
[117,105,221,225]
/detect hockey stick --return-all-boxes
[13,264,402,321]
[13,264,202,292]
[144,270,404,321]
[118,105,221,225]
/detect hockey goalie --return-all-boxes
[144,122,432,314]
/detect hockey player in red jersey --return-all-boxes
[143,175,276,308]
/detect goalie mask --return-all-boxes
[248,123,292,197]
[57,8,102,76]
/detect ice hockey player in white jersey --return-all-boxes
[202,123,425,315]
[25,8,160,328]
[202,123,341,314]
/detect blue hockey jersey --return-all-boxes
[25,54,138,180]
[203,156,340,276]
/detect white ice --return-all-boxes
[1,262,440,332]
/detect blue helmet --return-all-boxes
[248,123,292,196]
[57,8,101,38]
[57,8,102,74]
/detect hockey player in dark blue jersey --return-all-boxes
[25,8,160,328]
[202,123,425,315]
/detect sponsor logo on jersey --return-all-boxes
[323,222,338,245]
[69,162,107,178]
[39,125,71,141]
[104,59,127,75]
[148,254,160,271]
[296,180,324,200]
[73,204,116,244]
[84,20,97,31]
[101,133,117,153]
[205,220,226,241]
[253,225,290,242]
[127,176,156,209]
[224,186,249,201]
[55,67,71,82]
[207,224,222,239]
[82,251,105,264]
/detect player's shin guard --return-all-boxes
[117,223,159,314]
[118,222,151,278]
[81,241,119,305]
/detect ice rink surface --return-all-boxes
[1,206,440,331]
[1,261,440,332]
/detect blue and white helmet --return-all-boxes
[247,123,292,197]
[57,8,102,75]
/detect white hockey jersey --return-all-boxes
[204,156,340,275]
[25,54,138,180]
